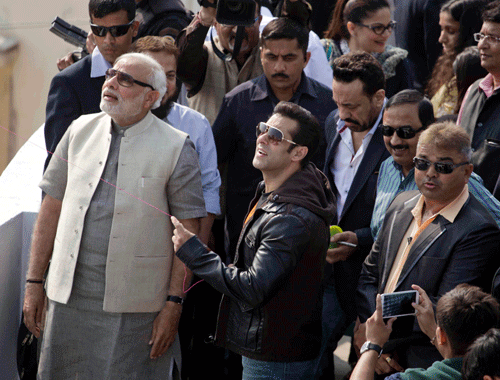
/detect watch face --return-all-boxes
[360,341,370,354]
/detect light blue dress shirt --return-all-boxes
[167,102,221,215]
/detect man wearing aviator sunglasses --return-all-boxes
[356,121,500,376]
[171,101,336,380]
[371,90,500,243]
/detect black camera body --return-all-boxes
[198,0,257,26]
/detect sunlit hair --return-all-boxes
[132,35,179,62]
[114,53,166,109]
[417,121,472,161]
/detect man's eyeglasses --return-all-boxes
[256,122,297,146]
[90,20,134,37]
[105,68,155,91]
[413,157,469,174]
[381,125,426,139]
[355,20,396,35]
[474,32,500,44]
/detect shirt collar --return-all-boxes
[90,47,113,78]
[411,184,469,224]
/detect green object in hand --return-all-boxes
[329,225,343,249]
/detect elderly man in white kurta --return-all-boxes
[22,53,206,379]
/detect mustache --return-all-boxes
[272,73,289,79]
[388,143,408,150]
[343,118,361,126]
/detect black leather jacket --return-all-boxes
[177,163,336,361]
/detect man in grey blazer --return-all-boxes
[355,122,500,377]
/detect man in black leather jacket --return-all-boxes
[171,101,336,379]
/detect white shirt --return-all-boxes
[90,47,112,78]
[331,104,385,219]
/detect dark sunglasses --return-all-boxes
[105,68,155,91]
[355,20,397,35]
[90,20,134,37]
[256,122,297,146]
[413,157,469,174]
[381,124,426,139]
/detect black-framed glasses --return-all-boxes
[256,122,297,146]
[413,157,469,174]
[355,20,396,35]
[474,32,500,44]
[381,124,426,139]
[90,20,134,37]
[105,68,155,91]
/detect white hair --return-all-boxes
[114,52,167,109]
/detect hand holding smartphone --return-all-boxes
[381,290,419,319]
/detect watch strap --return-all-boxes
[167,295,185,306]
[360,341,383,357]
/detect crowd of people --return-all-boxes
[19,0,500,379]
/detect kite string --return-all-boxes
[0,123,203,293]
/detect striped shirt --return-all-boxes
[371,156,500,240]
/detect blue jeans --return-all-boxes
[242,357,316,380]
[312,282,346,379]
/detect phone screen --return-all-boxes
[381,290,418,318]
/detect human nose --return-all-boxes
[390,131,403,145]
[256,132,269,145]
[274,57,286,72]
[104,73,119,89]
[478,35,488,49]
[438,30,446,44]
[338,107,350,121]
[103,31,116,44]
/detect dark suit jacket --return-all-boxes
[323,109,390,324]
[357,190,500,364]
[44,55,105,170]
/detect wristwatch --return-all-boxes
[360,341,383,357]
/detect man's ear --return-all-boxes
[291,146,308,163]
[131,20,140,38]
[436,326,447,346]
[373,88,386,109]
[144,90,160,110]
[304,51,311,66]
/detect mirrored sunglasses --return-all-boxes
[381,124,426,139]
[105,68,155,91]
[90,20,134,37]
[256,122,297,146]
[413,157,469,174]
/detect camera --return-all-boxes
[198,0,257,26]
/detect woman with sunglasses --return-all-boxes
[426,0,487,117]
[321,0,414,98]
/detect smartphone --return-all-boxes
[381,290,419,318]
